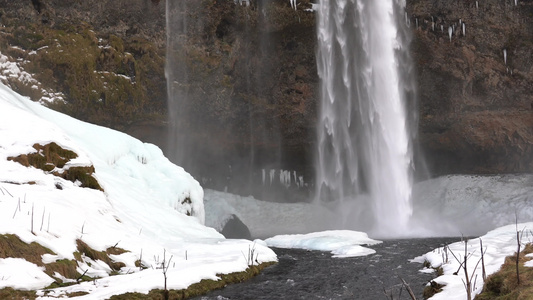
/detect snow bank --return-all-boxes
[265,230,381,258]
[0,82,277,298]
[414,222,533,300]
[0,82,205,224]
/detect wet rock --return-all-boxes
[221,214,252,240]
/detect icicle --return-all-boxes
[441,24,444,32]
[448,26,453,42]
[432,22,435,31]
[289,0,297,10]
[262,169,266,186]
[293,171,297,185]
[459,19,462,27]
[405,12,408,25]
[515,0,518,6]
[503,49,507,65]
[270,169,275,185]
[280,170,291,187]
[476,1,479,9]
[299,176,304,188]
[462,23,466,37]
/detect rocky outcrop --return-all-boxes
[0,0,167,132]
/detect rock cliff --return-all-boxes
[408,0,533,175]
[0,0,532,198]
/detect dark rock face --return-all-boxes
[1,0,532,198]
[407,0,533,174]
[164,0,317,199]
[0,0,167,132]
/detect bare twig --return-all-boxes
[80,221,85,238]
[464,239,471,300]
[400,277,417,300]
[3,187,13,197]
[12,198,20,219]
[480,238,486,281]
[40,207,46,231]
[516,230,521,285]
[31,203,35,235]
[139,249,143,271]
[162,249,173,300]
[76,269,88,283]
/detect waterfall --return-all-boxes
[165,1,190,169]
[315,0,415,236]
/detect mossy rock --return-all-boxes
[0,18,166,132]
[8,142,103,191]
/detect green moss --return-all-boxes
[63,166,103,191]
[109,34,125,53]
[0,14,167,130]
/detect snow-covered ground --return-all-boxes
[414,222,533,300]
[0,82,277,299]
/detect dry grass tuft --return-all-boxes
[0,287,37,300]
[0,234,53,266]
[76,239,125,271]
[476,243,533,300]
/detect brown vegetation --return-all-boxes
[476,243,533,300]
[8,142,103,191]
[109,262,276,300]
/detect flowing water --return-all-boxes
[315,0,417,237]
[195,238,457,300]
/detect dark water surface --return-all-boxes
[195,238,458,300]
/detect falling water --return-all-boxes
[315,0,415,236]
[165,1,190,169]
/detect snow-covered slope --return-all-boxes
[414,222,533,300]
[0,82,276,299]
